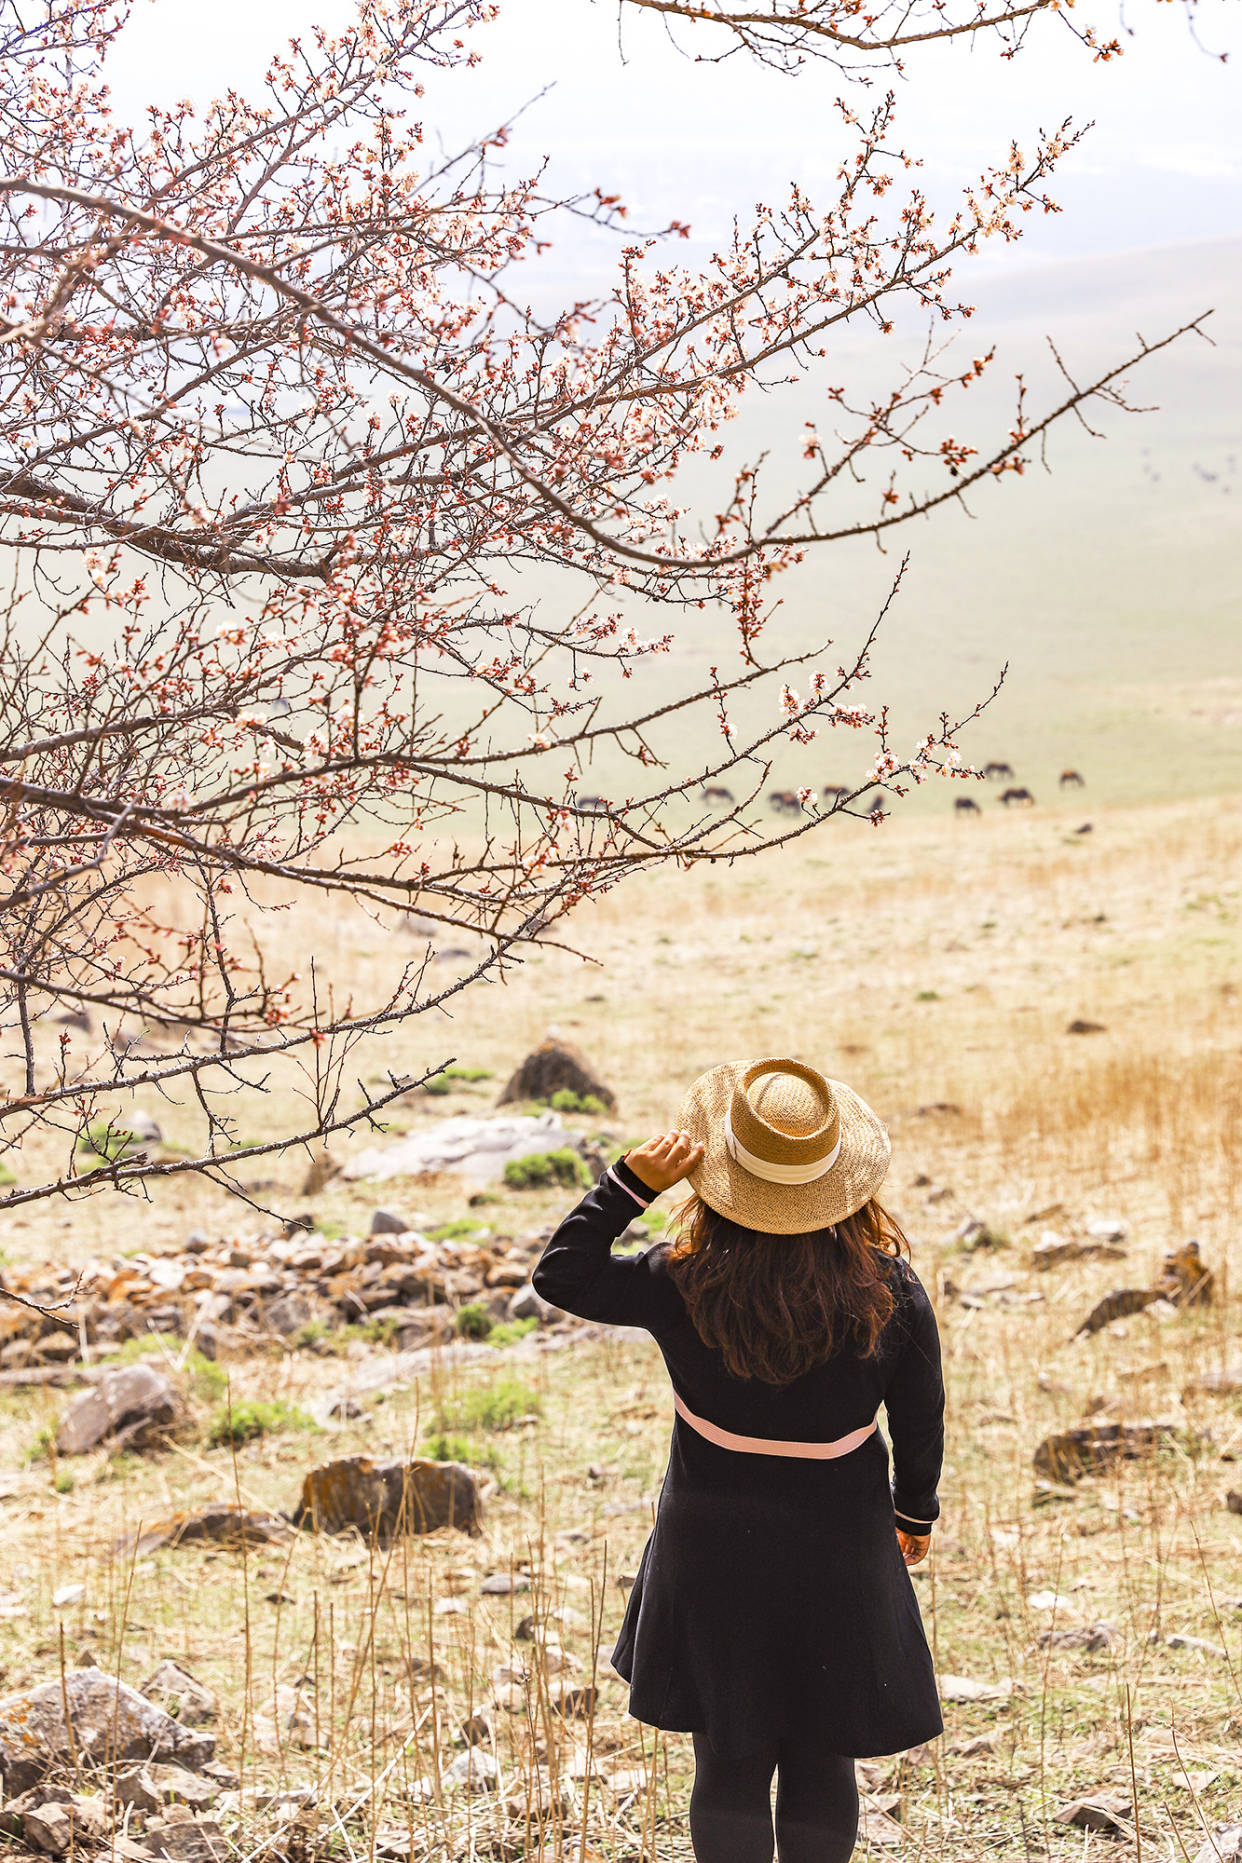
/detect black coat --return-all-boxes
[532,1157,946,1758]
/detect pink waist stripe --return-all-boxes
[672,1391,878,1461]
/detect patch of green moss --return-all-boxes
[427,1217,489,1242]
[487,1317,539,1348]
[424,1064,495,1095]
[503,1148,590,1191]
[454,1303,494,1340]
[438,1377,541,1433]
[548,1088,607,1115]
[207,1398,313,1449]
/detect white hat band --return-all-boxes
[724,1108,842,1185]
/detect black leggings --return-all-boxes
[689,1732,859,1863]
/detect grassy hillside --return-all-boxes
[484,235,1242,816]
[2,797,1240,1859]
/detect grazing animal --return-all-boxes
[576,794,609,811]
[701,785,735,806]
[954,796,982,815]
[1059,768,1085,788]
[1074,822,1093,835]
[767,789,803,816]
[821,784,850,803]
[984,761,1015,780]
[1001,786,1035,807]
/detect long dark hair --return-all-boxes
[664,1193,909,1386]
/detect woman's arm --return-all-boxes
[883,1266,945,1541]
[530,1153,676,1330]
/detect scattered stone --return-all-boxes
[554,1687,598,1719]
[1055,1795,1132,1832]
[0,1198,563,1369]
[148,1765,219,1810]
[951,1734,997,1757]
[23,1803,75,1855]
[497,1039,616,1113]
[253,1786,317,1816]
[262,1292,317,1337]
[1033,1420,1188,1482]
[139,1816,227,1862]
[952,1219,1007,1253]
[1076,1287,1162,1335]
[140,1661,219,1726]
[370,1209,416,1237]
[114,1770,164,1815]
[938,1674,1013,1703]
[1032,1231,1127,1270]
[459,1709,494,1746]
[1228,1491,1242,1516]
[443,1747,498,1792]
[294,1453,482,1539]
[480,1572,529,1595]
[344,1108,596,1190]
[1086,1217,1128,1243]
[114,1504,293,1559]
[56,1365,186,1456]
[507,1282,559,1324]
[1156,1240,1214,1307]
[1164,1633,1227,1657]
[1076,1243,1215,1336]
[51,1584,84,1609]
[0,1670,214,1794]
[1195,1831,1242,1863]
[1036,1623,1117,1652]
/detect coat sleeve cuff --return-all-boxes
[609,1153,655,1208]
[894,1508,936,1535]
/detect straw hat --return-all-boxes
[675,1057,890,1235]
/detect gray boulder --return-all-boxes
[369,1209,413,1236]
[140,1661,219,1726]
[56,1365,185,1456]
[140,1817,227,1861]
[507,1283,559,1324]
[0,1670,215,1794]
[344,1109,595,1190]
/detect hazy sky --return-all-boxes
[106,0,1242,277]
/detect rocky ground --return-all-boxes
[1,799,1241,1860]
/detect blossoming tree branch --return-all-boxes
[0,0,1204,1211]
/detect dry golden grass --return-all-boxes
[1,792,1240,1859]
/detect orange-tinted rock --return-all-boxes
[1156,1241,1214,1307]
[111,1503,292,1559]
[1032,1420,1188,1482]
[293,1454,481,1539]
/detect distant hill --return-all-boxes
[513,236,1242,816]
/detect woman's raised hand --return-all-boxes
[624,1129,706,1195]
